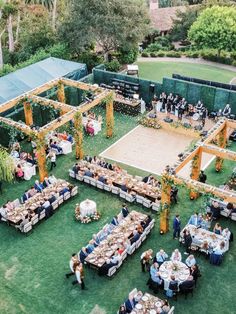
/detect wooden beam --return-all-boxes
[203,119,226,144]
[226,119,236,129]
[30,78,60,96]
[202,144,236,162]
[0,116,37,136]
[28,95,74,113]
[174,174,236,203]
[0,95,25,114]
[174,147,200,174]
[60,77,99,92]
[78,91,110,114]
[39,110,76,134]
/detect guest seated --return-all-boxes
[118,305,126,314]
[188,212,201,227]
[110,251,121,264]
[155,249,168,265]
[72,163,80,175]
[22,190,30,202]
[84,168,94,177]
[170,249,182,262]
[111,215,119,226]
[200,241,210,258]
[129,230,140,245]
[6,200,15,211]
[185,254,196,268]
[179,275,195,293]
[0,206,8,222]
[222,228,231,241]
[34,180,44,193]
[124,296,137,314]
[98,258,118,276]
[210,201,222,220]
[11,149,20,158]
[136,224,144,234]
[121,204,129,218]
[15,164,24,180]
[59,186,70,196]
[141,215,152,229]
[162,300,171,314]
[149,265,163,294]
[213,222,222,235]
[86,120,95,136]
[166,275,178,298]
[79,247,88,264]
[50,140,63,154]
[190,265,201,286]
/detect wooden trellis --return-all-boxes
[0,79,114,182]
[160,118,236,233]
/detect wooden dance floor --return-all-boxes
[100,125,214,178]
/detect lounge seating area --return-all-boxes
[0,177,78,233]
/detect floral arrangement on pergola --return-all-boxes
[160,118,236,233]
[0,78,114,182]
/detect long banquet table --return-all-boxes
[77,160,161,202]
[85,211,149,269]
[180,224,229,253]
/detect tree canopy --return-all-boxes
[59,0,150,60]
[188,5,236,53]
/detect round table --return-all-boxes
[80,199,97,217]
[159,261,190,290]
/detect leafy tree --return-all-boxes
[59,0,150,61]
[170,6,200,41]
[188,5,236,54]
[0,146,14,184]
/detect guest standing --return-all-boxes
[173,214,181,239]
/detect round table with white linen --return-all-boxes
[82,117,102,135]
[159,261,190,290]
[58,140,72,154]
[80,199,97,217]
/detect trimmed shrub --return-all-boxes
[150,52,158,57]
[156,51,166,57]
[165,51,181,57]
[141,52,149,57]
[185,51,199,58]
[104,60,121,72]
[117,46,138,64]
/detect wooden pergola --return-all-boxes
[0,78,114,182]
[160,118,236,233]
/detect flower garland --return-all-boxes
[139,116,161,129]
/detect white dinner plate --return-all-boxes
[135,304,142,310]
[149,310,157,314]
[142,296,148,301]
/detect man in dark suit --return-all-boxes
[124,297,136,313]
[22,190,29,203]
[84,169,93,177]
[111,215,119,226]
[129,230,140,245]
[173,214,181,239]
[179,275,195,292]
[72,163,79,174]
[121,204,129,218]
[48,194,56,204]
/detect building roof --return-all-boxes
[0,57,87,105]
[150,5,187,32]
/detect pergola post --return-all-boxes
[215,125,227,172]
[36,133,48,182]
[23,101,33,126]
[160,173,172,233]
[106,93,114,138]
[57,81,66,115]
[190,147,202,200]
[74,112,84,160]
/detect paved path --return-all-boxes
[137,56,236,73]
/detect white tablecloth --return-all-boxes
[159,261,190,290]
[181,224,229,253]
[59,141,72,154]
[82,117,102,135]
[22,163,36,180]
[80,199,97,217]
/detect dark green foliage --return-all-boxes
[104,60,121,72]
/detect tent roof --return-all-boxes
[0,57,87,105]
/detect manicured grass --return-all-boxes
[0,109,236,314]
[136,61,236,84]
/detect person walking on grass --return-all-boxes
[173,214,181,240]
[72,262,87,290]
[47,150,57,171]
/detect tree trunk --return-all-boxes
[7,14,15,53]
[0,30,4,70]
[104,51,109,62]
[15,11,21,45]
[52,0,57,31]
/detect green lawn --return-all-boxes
[136,61,236,84]
[0,108,236,314]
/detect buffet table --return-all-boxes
[159,261,190,290]
[80,199,97,217]
[181,224,229,253]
